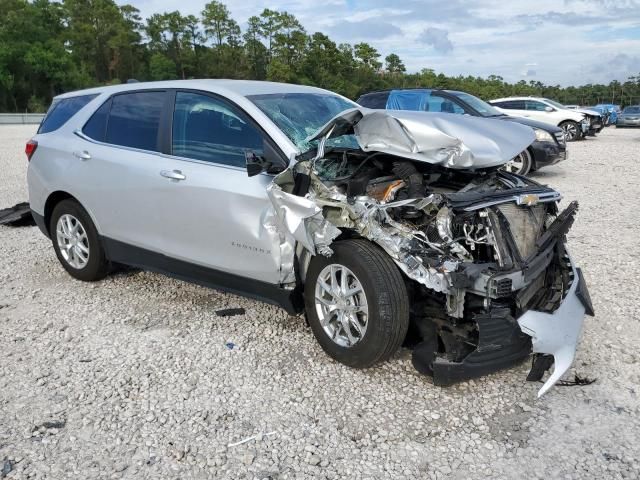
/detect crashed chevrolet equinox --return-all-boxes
[27,80,593,396]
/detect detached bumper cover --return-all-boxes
[518,266,593,397]
[428,259,592,397]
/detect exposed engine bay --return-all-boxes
[266,109,593,397]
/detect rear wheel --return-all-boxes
[503,148,532,175]
[304,239,410,368]
[559,121,581,142]
[50,199,109,281]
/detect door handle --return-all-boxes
[160,169,186,181]
[73,150,91,160]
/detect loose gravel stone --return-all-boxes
[1,126,639,479]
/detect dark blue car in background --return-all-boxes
[357,88,567,176]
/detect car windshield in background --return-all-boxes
[623,106,640,114]
[248,93,358,152]
[449,92,503,117]
[544,99,566,109]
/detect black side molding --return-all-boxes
[31,210,50,237]
[102,237,304,315]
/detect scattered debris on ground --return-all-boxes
[216,307,246,317]
[0,202,34,227]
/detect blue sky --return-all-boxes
[128,0,640,86]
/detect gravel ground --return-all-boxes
[1,125,639,479]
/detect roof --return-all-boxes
[489,96,545,102]
[54,79,335,100]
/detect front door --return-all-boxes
[153,90,286,284]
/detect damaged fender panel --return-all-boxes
[267,168,341,258]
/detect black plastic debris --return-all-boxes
[527,354,555,382]
[0,202,35,227]
[555,373,597,387]
[216,307,246,317]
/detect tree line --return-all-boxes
[1,0,639,113]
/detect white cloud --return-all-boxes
[121,0,640,85]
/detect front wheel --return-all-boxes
[304,239,410,368]
[559,121,581,142]
[503,148,532,175]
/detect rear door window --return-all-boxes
[172,91,263,168]
[358,92,390,109]
[493,100,526,110]
[105,91,166,152]
[38,94,98,134]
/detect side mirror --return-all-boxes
[544,106,554,112]
[245,139,288,177]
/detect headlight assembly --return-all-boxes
[533,128,555,142]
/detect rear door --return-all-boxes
[77,89,179,252]
[150,90,286,284]
[492,100,527,118]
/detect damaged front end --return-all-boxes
[268,108,593,396]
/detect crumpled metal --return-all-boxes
[307,107,535,169]
[267,182,341,256]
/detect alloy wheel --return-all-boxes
[503,149,531,175]
[562,123,578,141]
[314,264,369,348]
[56,214,90,269]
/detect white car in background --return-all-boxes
[489,97,589,141]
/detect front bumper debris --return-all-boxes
[421,254,593,397]
[518,265,593,397]
[430,307,532,386]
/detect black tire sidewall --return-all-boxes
[304,240,409,368]
[50,199,108,281]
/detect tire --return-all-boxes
[304,239,410,368]
[559,121,581,142]
[50,199,109,281]
[503,148,532,175]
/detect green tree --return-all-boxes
[384,53,405,74]
[354,43,381,70]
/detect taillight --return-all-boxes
[25,140,38,161]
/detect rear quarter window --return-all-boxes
[38,94,98,134]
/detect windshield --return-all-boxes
[248,92,358,152]
[449,91,503,117]
[544,98,566,109]
[623,106,640,114]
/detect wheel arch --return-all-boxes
[44,191,102,236]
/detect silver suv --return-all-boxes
[27,80,593,396]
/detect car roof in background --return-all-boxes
[53,79,336,100]
[490,96,547,102]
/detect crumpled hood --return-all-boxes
[573,107,601,117]
[307,108,535,169]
